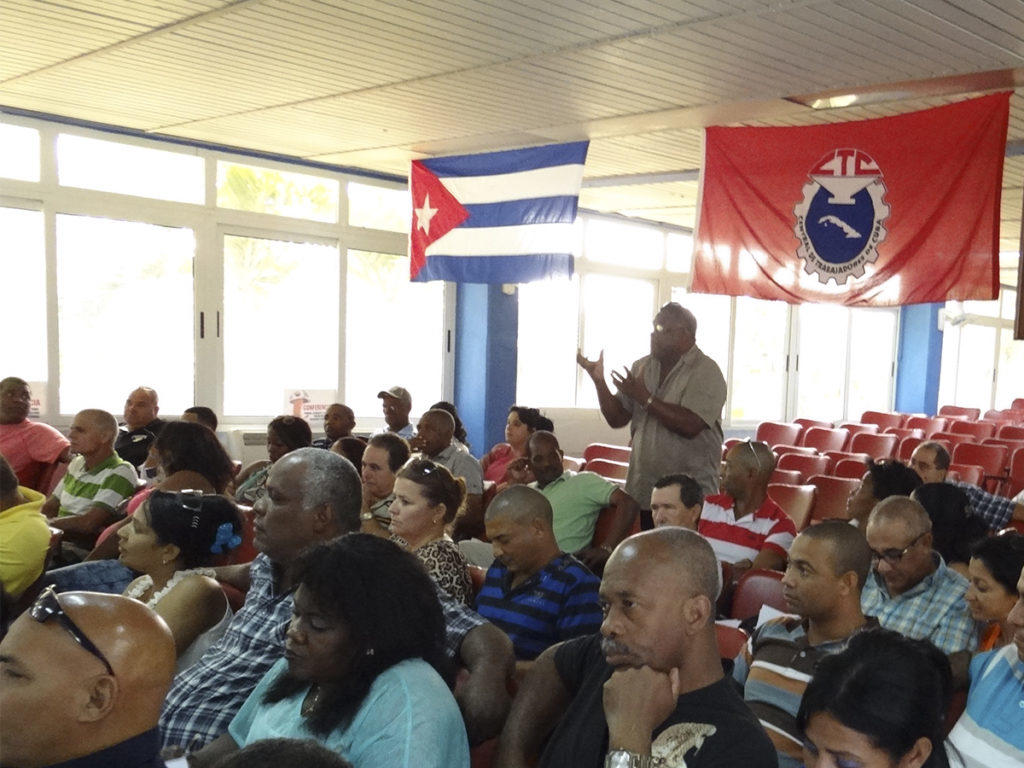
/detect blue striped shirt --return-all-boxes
[474,554,602,660]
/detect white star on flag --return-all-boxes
[415,194,438,235]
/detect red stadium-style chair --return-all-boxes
[807,474,859,524]
[939,405,981,420]
[767,483,817,531]
[795,418,833,431]
[931,431,969,450]
[1012,398,1024,412]
[777,453,832,483]
[838,422,879,450]
[592,504,641,550]
[585,458,629,483]
[948,464,984,487]
[833,458,868,480]
[823,450,871,466]
[903,416,948,438]
[952,443,1008,494]
[755,421,802,448]
[1007,448,1024,498]
[770,468,802,485]
[467,565,487,602]
[715,622,750,661]
[949,420,996,441]
[861,410,904,431]
[730,569,787,621]
[582,443,631,464]
[849,432,899,461]
[897,436,924,463]
[801,427,848,454]
[997,424,1024,440]
[562,455,583,472]
[884,427,925,442]
[773,443,819,458]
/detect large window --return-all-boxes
[0,207,46,380]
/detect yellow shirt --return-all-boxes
[0,486,50,598]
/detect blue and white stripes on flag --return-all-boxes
[409,141,589,283]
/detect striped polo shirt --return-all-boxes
[699,493,797,564]
[733,615,879,768]
[474,553,602,660]
[947,644,1024,767]
[57,453,138,517]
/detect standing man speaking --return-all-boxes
[577,302,726,525]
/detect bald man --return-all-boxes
[0,589,176,767]
[41,409,138,555]
[496,528,775,768]
[476,486,602,661]
[116,387,166,468]
[412,408,484,539]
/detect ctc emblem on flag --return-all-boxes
[793,148,889,284]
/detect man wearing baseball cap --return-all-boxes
[375,386,415,439]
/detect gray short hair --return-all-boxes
[291,447,361,533]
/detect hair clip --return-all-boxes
[210,522,242,554]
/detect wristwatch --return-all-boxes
[605,750,654,768]
[643,394,655,409]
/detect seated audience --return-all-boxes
[431,400,471,452]
[734,521,876,768]
[476,486,602,661]
[116,386,166,468]
[329,436,366,468]
[912,482,989,576]
[233,415,312,505]
[861,496,976,654]
[160,448,514,750]
[358,432,409,536]
[0,376,70,492]
[965,533,1024,651]
[0,453,50,599]
[528,430,639,573]
[120,490,242,672]
[698,439,795,575]
[182,405,219,431]
[910,440,1024,527]
[495,528,776,768]
[796,628,953,768]
[41,409,138,558]
[187,535,469,768]
[412,409,484,540]
[481,405,547,485]
[211,738,353,768]
[375,386,415,439]
[390,459,472,604]
[312,403,355,449]
[0,589,176,766]
[947,561,1024,767]
[846,457,922,527]
[650,473,704,529]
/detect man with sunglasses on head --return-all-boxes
[0,588,176,767]
[698,440,796,580]
[577,302,726,528]
[860,495,976,655]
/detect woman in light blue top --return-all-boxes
[188,534,470,768]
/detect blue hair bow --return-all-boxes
[210,522,243,554]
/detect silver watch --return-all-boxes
[605,750,653,768]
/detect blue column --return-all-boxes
[895,303,943,415]
[454,283,518,457]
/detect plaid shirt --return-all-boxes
[950,480,1015,530]
[860,553,977,654]
[160,553,484,749]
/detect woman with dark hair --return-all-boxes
[154,420,236,493]
[189,534,469,768]
[119,490,242,671]
[480,405,548,485]
[233,415,312,505]
[390,459,472,604]
[911,483,989,577]
[430,400,470,452]
[797,628,952,768]
[966,532,1024,651]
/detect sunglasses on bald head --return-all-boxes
[29,586,115,676]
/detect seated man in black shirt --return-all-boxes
[495,527,776,768]
[115,386,166,468]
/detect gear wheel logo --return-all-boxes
[793,148,889,285]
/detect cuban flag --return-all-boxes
[409,141,589,283]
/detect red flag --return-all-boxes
[409,160,470,279]
[692,93,1009,306]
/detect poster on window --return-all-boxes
[282,390,337,423]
